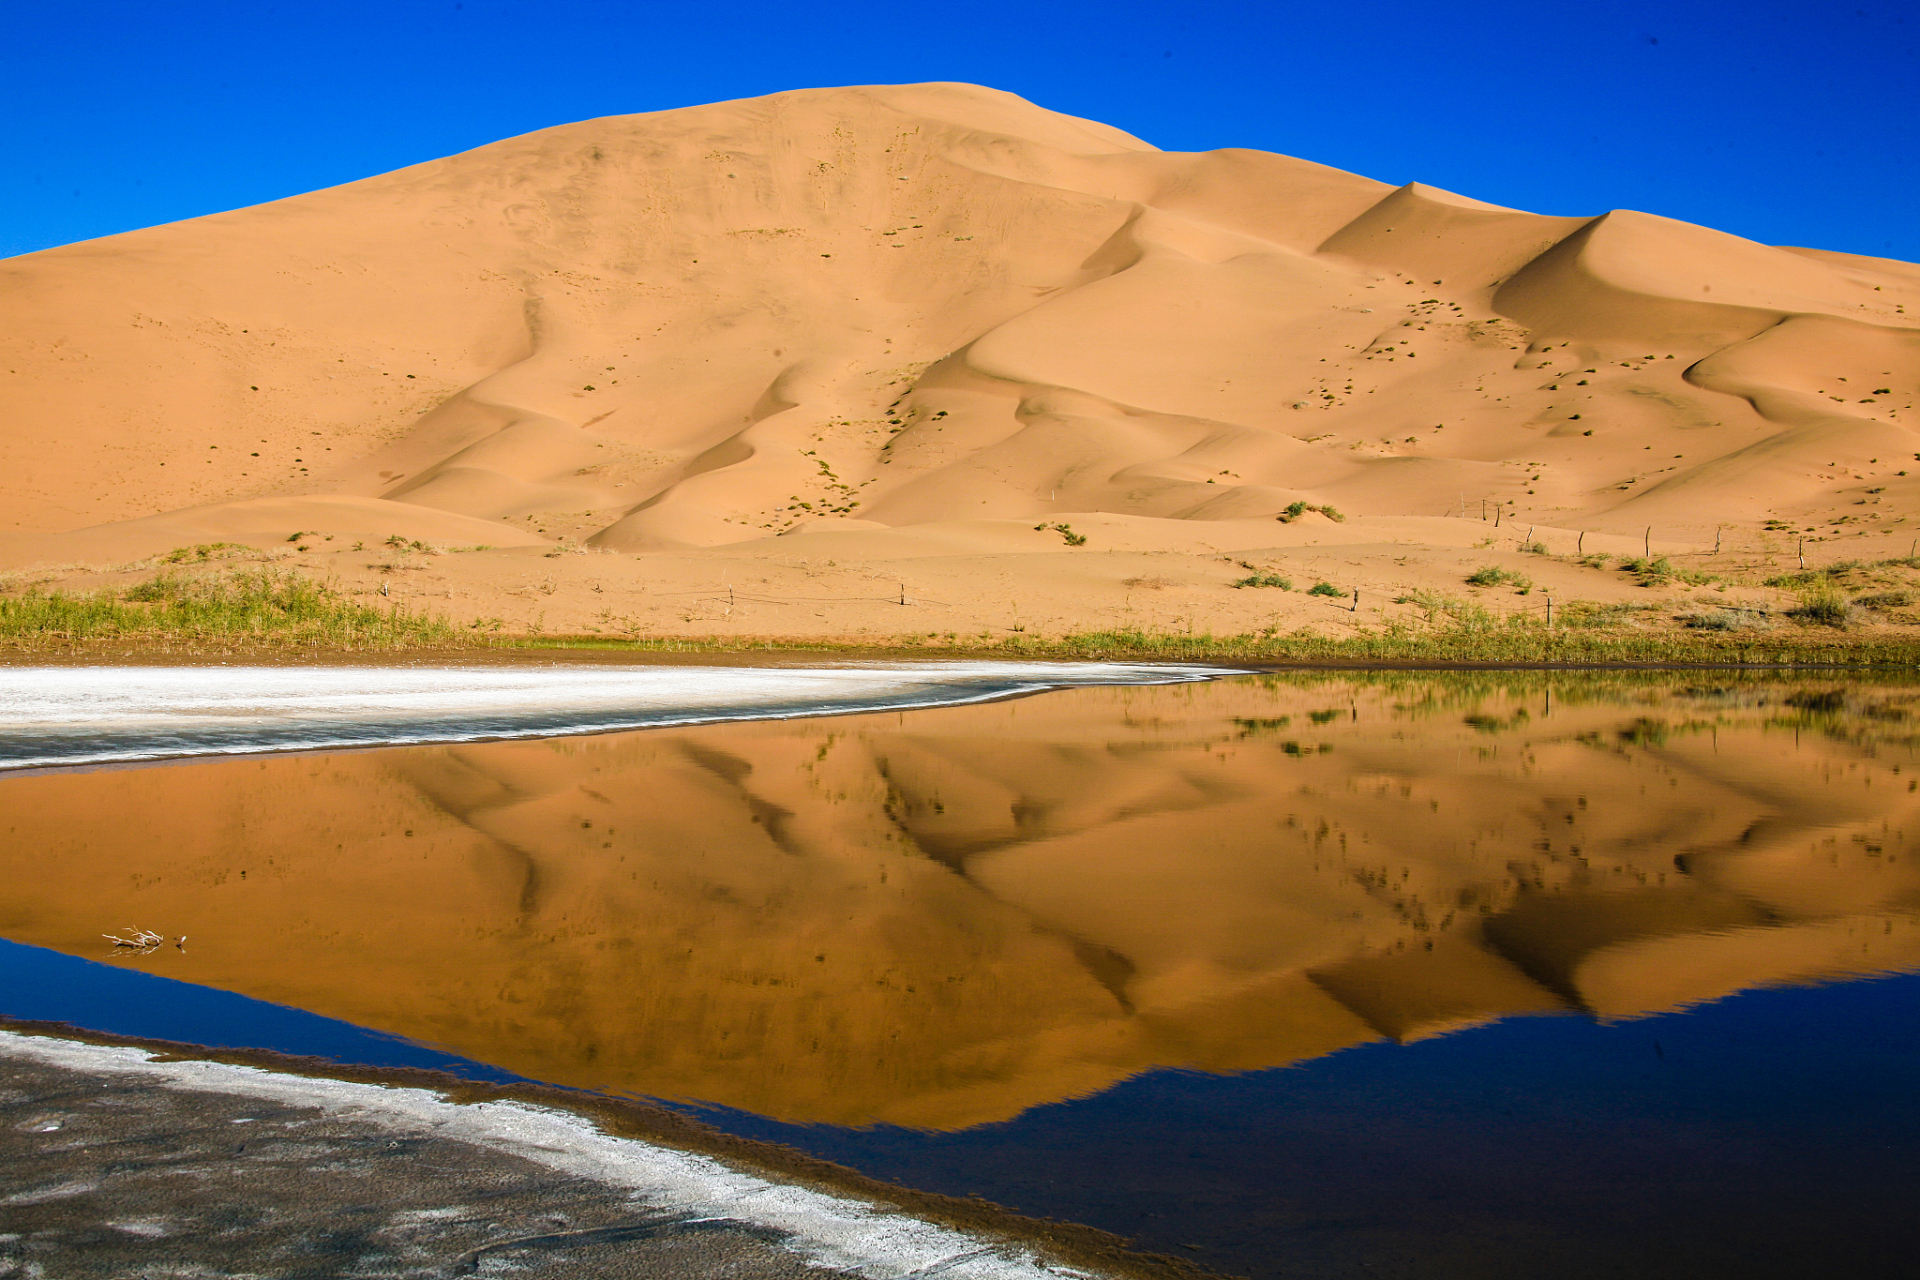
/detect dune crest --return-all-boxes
[2,83,1916,631]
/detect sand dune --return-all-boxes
[2,83,1915,637]
[3,675,1917,1129]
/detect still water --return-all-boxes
[3,666,1918,1277]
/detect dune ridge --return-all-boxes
[2,83,1917,638]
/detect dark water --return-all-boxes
[4,667,1919,1277]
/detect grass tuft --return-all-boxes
[1787,586,1852,629]
[1467,565,1533,592]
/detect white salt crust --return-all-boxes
[0,661,1237,770]
[0,1030,1104,1279]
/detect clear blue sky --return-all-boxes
[3,0,1914,263]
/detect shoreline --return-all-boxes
[0,1018,1217,1280]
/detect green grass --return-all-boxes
[1787,585,1853,628]
[1279,502,1345,523]
[0,568,470,651]
[1466,565,1532,591]
[515,623,1920,668]
[11,569,1920,669]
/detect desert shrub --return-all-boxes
[1277,502,1345,523]
[1766,560,1864,588]
[158,542,253,564]
[1232,573,1292,590]
[1466,565,1533,591]
[1853,591,1913,609]
[1788,586,1852,628]
[1395,590,1496,630]
[1306,581,1344,597]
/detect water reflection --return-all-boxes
[3,672,1918,1129]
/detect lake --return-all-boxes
[3,663,1917,1277]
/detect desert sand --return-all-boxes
[3,83,1917,641]
[4,675,1916,1129]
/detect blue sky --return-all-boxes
[3,0,1914,263]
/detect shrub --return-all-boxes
[1306,581,1344,597]
[158,542,253,564]
[1853,591,1912,609]
[1788,586,1852,628]
[1277,502,1346,523]
[1467,566,1533,591]
[1232,573,1292,590]
[1395,590,1496,630]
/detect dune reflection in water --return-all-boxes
[3,672,1918,1129]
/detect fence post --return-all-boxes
[1546,595,1554,629]
[1644,526,1651,558]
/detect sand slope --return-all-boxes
[2,83,1917,633]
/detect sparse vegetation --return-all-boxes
[1306,581,1345,597]
[1681,607,1772,632]
[1278,502,1345,523]
[1558,601,1654,629]
[158,542,254,564]
[1034,522,1087,546]
[1466,565,1533,592]
[1394,590,1495,629]
[1788,586,1853,628]
[1232,573,1293,590]
[0,568,466,651]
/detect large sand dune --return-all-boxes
[3,83,1917,637]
